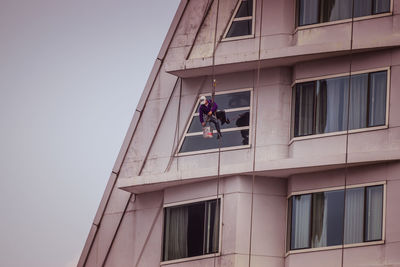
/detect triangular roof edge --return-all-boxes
[77,1,189,266]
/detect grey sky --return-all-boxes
[0,0,180,266]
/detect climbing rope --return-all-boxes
[247,0,263,265]
[341,0,356,266]
[211,1,221,267]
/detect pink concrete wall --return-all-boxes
[167,0,400,76]
[83,1,400,266]
[90,176,287,267]
[286,162,400,267]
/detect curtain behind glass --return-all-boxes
[320,0,352,22]
[365,186,383,241]
[344,188,364,244]
[369,71,387,127]
[316,77,349,134]
[373,0,390,14]
[211,200,220,253]
[311,190,344,247]
[298,0,319,26]
[164,206,188,261]
[354,0,372,17]
[291,195,311,249]
[311,193,327,247]
[295,82,315,137]
[349,74,368,130]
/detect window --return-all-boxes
[287,184,384,251]
[224,0,255,39]
[178,89,252,154]
[292,70,387,138]
[162,199,220,262]
[297,0,391,27]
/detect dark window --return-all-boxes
[163,199,220,261]
[225,0,254,38]
[311,190,344,247]
[236,0,253,17]
[294,82,315,136]
[179,90,251,154]
[297,0,390,26]
[287,185,384,251]
[292,70,387,138]
[226,20,252,38]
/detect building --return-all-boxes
[78,0,400,266]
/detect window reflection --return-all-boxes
[179,90,251,154]
[293,71,387,138]
[288,185,384,251]
[297,0,390,26]
[236,112,250,145]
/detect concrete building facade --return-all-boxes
[79,0,400,266]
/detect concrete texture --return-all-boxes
[80,0,400,266]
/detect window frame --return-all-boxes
[161,196,223,265]
[222,0,256,41]
[295,0,393,30]
[176,87,253,156]
[285,181,386,255]
[290,67,390,143]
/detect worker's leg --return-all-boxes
[209,116,222,137]
[216,110,230,125]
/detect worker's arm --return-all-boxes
[199,106,206,126]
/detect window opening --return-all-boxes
[178,89,252,154]
[287,185,384,251]
[162,199,220,262]
[297,0,391,27]
[224,0,255,39]
[292,70,387,138]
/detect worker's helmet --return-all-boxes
[200,95,207,105]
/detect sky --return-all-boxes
[0,0,180,266]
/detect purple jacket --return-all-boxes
[199,99,218,123]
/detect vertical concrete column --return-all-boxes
[255,67,292,162]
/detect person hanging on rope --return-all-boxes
[199,95,230,139]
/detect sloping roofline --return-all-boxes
[77,1,189,265]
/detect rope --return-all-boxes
[211,1,221,267]
[211,0,220,101]
[247,0,263,265]
[341,0,356,266]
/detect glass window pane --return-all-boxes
[163,200,220,261]
[365,185,383,241]
[196,91,251,111]
[311,190,344,248]
[235,0,253,18]
[298,0,319,26]
[320,0,352,22]
[368,71,387,127]
[179,130,249,153]
[226,20,252,38]
[316,77,349,134]
[294,82,315,137]
[344,187,365,244]
[354,0,372,17]
[187,203,205,257]
[163,206,189,261]
[373,0,390,14]
[188,110,250,133]
[214,91,251,109]
[291,194,311,250]
[349,74,368,130]
[206,199,220,254]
